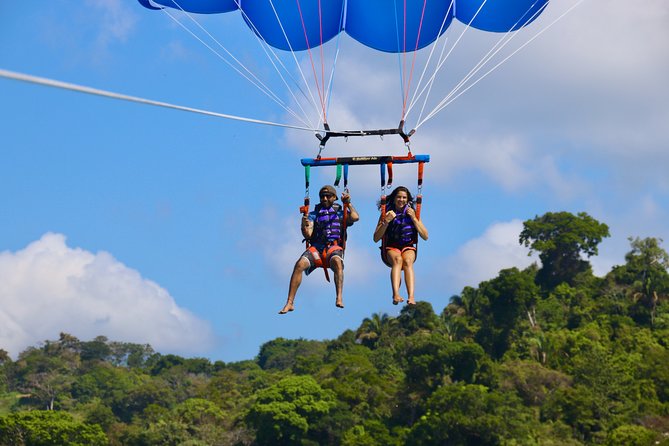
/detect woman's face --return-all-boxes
[394,190,409,209]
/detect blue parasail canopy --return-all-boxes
[139,0,549,53]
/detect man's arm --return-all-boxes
[341,193,360,223]
[301,214,314,239]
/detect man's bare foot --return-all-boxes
[393,295,405,305]
[335,299,344,309]
[406,297,416,305]
[278,303,294,314]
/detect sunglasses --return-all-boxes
[319,193,334,198]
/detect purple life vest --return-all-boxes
[386,205,417,246]
[311,203,343,247]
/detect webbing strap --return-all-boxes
[343,164,349,190]
[308,246,330,282]
[387,161,394,189]
[334,164,342,187]
[301,165,311,247]
[380,163,387,189]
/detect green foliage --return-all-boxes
[406,383,533,445]
[257,338,326,373]
[2,218,669,445]
[245,375,337,446]
[0,393,21,416]
[520,211,610,289]
[319,346,394,420]
[0,410,107,446]
[355,313,397,348]
[498,360,571,407]
[608,237,669,326]
[606,424,656,446]
[473,267,539,359]
[396,301,441,335]
[341,419,403,446]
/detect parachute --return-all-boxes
[140,1,548,52]
[135,0,557,152]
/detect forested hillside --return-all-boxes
[1,212,669,446]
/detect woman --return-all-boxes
[373,186,428,305]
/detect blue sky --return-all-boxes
[1,0,668,362]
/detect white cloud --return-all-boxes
[439,220,538,292]
[86,0,138,43]
[0,233,215,358]
[283,0,669,190]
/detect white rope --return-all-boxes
[416,0,586,130]
[161,5,313,128]
[0,68,318,133]
[404,0,456,121]
[323,0,347,122]
[265,0,323,123]
[404,0,490,125]
[419,0,546,125]
[232,0,322,127]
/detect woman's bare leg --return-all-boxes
[387,249,404,304]
[402,250,417,305]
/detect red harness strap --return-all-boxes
[308,241,342,282]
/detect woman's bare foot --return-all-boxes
[393,295,405,305]
[278,303,294,314]
[335,298,344,308]
[406,297,416,305]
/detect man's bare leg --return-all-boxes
[279,257,310,314]
[331,256,345,308]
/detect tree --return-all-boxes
[396,301,440,335]
[473,267,540,359]
[405,383,533,445]
[256,338,326,372]
[355,313,395,348]
[0,410,107,446]
[245,375,336,446]
[80,336,112,363]
[520,211,610,289]
[320,346,395,421]
[610,237,669,325]
[606,424,657,446]
[498,360,572,406]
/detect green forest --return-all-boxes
[1,211,668,446]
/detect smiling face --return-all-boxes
[319,191,337,208]
[394,190,409,210]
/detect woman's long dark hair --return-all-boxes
[377,186,414,211]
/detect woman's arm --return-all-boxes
[407,207,428,240]
[373,210,396,242]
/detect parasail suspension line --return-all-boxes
[231,0,321,126]
[162,2,314,129]
[0,68,318,133]
[418,0,547,125]
[416,0,587,129]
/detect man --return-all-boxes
[279,185,359,314]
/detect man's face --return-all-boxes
[319,191,336,208]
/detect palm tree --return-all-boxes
[356,313,394,348]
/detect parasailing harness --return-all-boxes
[300,127,428,279]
